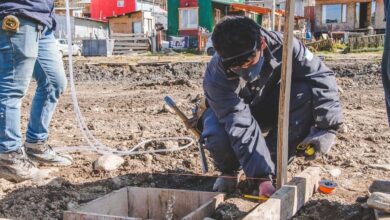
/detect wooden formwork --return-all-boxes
[63,187,224,220]
[64,167,321,220]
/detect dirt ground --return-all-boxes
[0,53,389,219]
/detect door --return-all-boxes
[133,21,142,33]
[359,2,369,28]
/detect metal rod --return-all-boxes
[276,0,295,189]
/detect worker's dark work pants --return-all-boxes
[382,0,390,125]
[200,82,313,177]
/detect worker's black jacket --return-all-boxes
[203,27,343,161]
[0,0,56,29]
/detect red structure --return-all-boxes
[91,0,136,20]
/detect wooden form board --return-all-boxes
[243,167,322,220]
[64,187,224,220]
[276,0,295,189]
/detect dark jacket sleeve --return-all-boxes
[291,38,343,130]
[203,56,275,177]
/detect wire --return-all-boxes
[59,0,195,156]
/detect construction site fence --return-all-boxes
[348,34,385,51]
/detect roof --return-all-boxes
[230,3,283,16]
[212,0,245,5]
[316,0,371,4]
[74,16,108,23]
[55,7,84,10]
[106,10,144,19]
[231,3,305,19]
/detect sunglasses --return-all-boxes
[221,41,258,71]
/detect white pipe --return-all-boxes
[61,0,195,156]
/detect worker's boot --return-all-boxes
[213,172,237,193]
[0,148,41,183]
[25,141,73,166]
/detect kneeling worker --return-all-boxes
[199,16,343,197]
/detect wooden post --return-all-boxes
[276,0,295,189]
[243,167,321,220]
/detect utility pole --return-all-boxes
[271,0,275,31]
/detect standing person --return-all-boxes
[0,0,73,183]
[199,16,343,196]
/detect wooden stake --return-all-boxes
[276,0,295,189]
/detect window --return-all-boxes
[322,4,347,24]
[214,9,221,24]
[117,0,124,7]
[179,8,198,29]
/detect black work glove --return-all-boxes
[300,127,337,154]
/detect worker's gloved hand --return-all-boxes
[258,180,276,198]
[300,127,337,154]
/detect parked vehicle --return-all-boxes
[56,39,82,56]
[205,36,215,56]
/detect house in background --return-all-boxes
[167,0,245,37]
[55,6,84,17]
[55,15,109,40]
[373,0,386,30]
[90,0,166,21]
[107,11,155,35]
[90,0,136,20]
[314,0,385,34]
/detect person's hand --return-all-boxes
[300,127,336,154]
[258,180,276,198]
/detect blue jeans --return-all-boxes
[0,17,67,153]
[201,82,313,177]
[383,0,390,125]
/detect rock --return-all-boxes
[328,168,342,178]
[93,154,125,171]
[367,192,390,213]
[339,124,348,133]
[370,180,390,194]
[163,140,179,149]
[369,164,390,171]
[67,201,78,210]
[144,154,153,167]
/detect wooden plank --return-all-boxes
[243,167,321,220]
[70,188,129,217]
[114,47,149,50]
[182,194,225,220]
[114,42,149,47]
[276,0,295,189]
[111,37,149,41]
[64,211,140,220]
[112,33,147,37]
[128,187,221,219]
